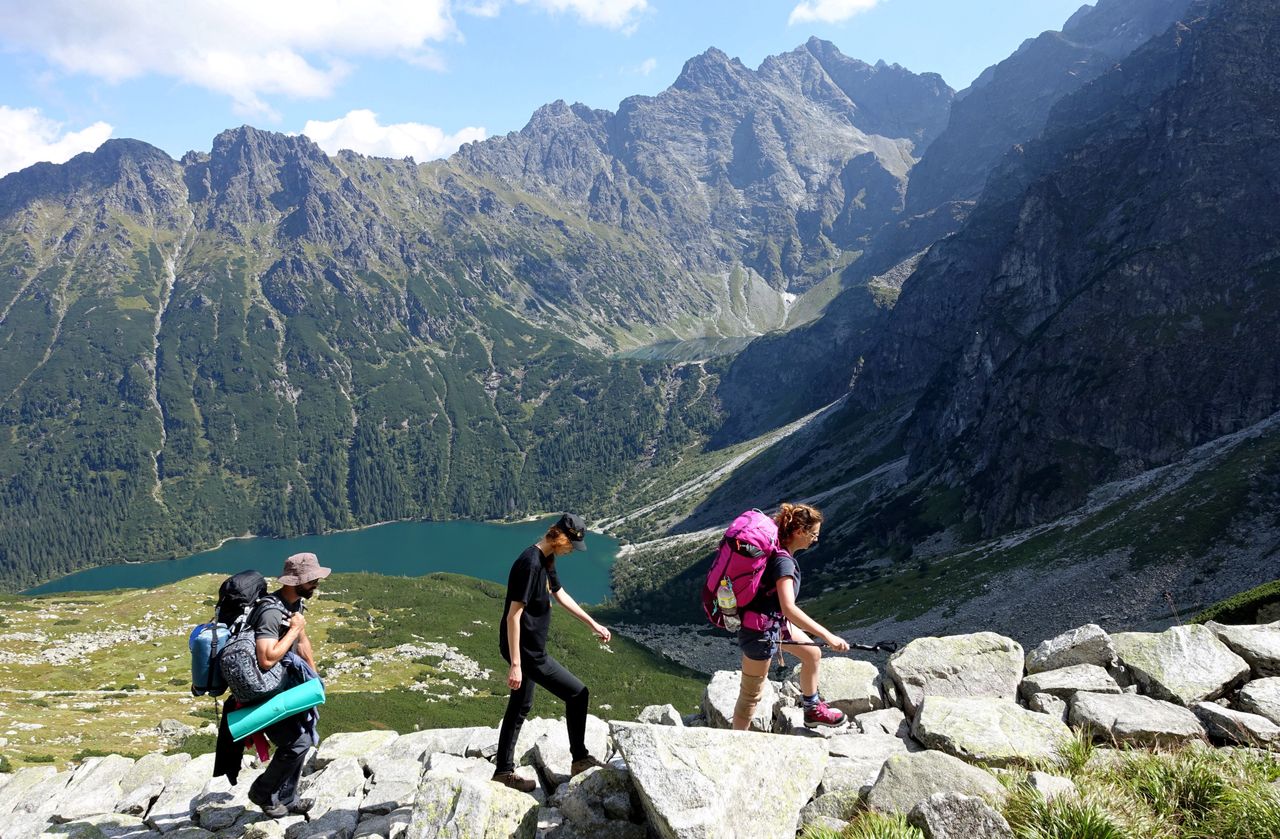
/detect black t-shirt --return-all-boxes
[252,591,301,655]
[744,549,800,618]
[499,545,562,663]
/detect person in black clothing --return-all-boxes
[247,552,330,817]
[492,513,611,792]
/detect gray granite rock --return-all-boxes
[864,751,1005,815]
[1019,664,1120,700]
[912,697,1070,767]
[423,753,495,783]
[637,705,683,726]
[286,796,360,839]
[1237,677,1280,724]
[41,813,160,839]
[193,766,264,831]
[117,754,191,816]
[799,789,861,829]
[1192,701,1280,746]
[855,708,910,737]
[788,658,884,716]
[406,774,538,839]
[13,768,71,815]
[1028,772,1077,801]
[1028,693,1068,724]
[820,733,917,794]
[297,757,366,821]
[147,753,217,833]
[1206,622,1280,678]
[0,813,53,839]
[361,758,424,815]
[701,670,777,731]
[555,765,642,837]
[1111,625,1250,705]
[887,633,1024,717]
[907,792,1014,839]
[1025,625,1115,675]
[611,721,825,839]
[50,755,136,820]
[1070,692,1207,746]
[0,766,59,817]
[314,732,401,771]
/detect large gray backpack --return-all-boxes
[219,596,292,705]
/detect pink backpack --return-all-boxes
[702,510,779,631]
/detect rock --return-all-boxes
[821,733,917,793]
[1237,677,1280,724]
[1019,664,1120,700]
[799,789,861,828]
[193,766,264,831]
[286,796,361,839]
[887,633,1024,717]
[912,697,1070,767]
[864,751,1005,815]
[556,765,642,836]
[529,716,612,792]
[611,721,826,839]
[51,755,137,820]
[533,807,563,839]
[1111,625,1250,705]
[314,732,401,770]
[907,792,1014,839]
[0,766,58,817]
[41,813,160,839]
[796,658,884,716]
[366,730,470,765]
[1069,693,1206,747]
[772,706,838,737]
[146,753,216,833]
[702,671,777,731]
[637,705,683,726]
[242,816,306,839]
[117,754,191,815]
[362,758,424,815]
[1028,693,1068,723]
[298,757,366,821]
[804,815,850,833]
[0,813,52,839]
[353,806,412,839]
[1028,772,1076,801]
[406,774,538,839]
[424,753,498,783]
[158,720,195,741]
[1192,702,1280,746]
[855,708,910,737]
[463,728,504,760]
[1206,622,1280,678]
[1025,625,1116,675]
[12,768,71,815]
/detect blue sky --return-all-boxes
[0,0,1088,176]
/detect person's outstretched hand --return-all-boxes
[825,633,850,652]
[592,623,612,644]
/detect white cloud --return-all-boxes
[301,110,486,161]
[458,0,503,16]
[0,106,113,177]
[514,0,648,30]
[788,0,882,25]
[0,0,456,116]
[637,57,658,75]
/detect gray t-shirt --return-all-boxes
[252,592,301,654]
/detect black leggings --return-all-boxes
[495,653,589,773]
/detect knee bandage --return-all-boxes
[734,673,767,723]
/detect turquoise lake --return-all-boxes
[24,518,620,604]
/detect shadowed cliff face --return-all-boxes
[852,0,1280,532]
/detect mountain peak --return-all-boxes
[672,47,748,92]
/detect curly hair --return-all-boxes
[774,502,823,540]
[543,526,574,554]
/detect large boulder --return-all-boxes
[1237,677,1280,724]
[0,766,59,817]
[788,658,884,716]
[50,755,136,820]
[367,728,490,764]
[315,732,401,770]
[864,751,1005,815]
[911,697,1070,767]
[12,768,71,815]
[1111,625,1250,705]
[1025,625,1116,675]
[701,671,777,731]
[637,705,683,726]
[363,758,426,815]
[886,633,1024,717]
[0,813,53,839]
[855,708,910,737]
[117,754,191,816]
[40,813,159,839]
[1019,664,1120,700]
[1206,622,1280,678]
[554,765,645,838]
[529,715,612,792]
[193,766,265,831]
[407,774,538,839]
[611,721,826,839]
[907,792,1014,839]
[799,790,861,830]
[424,753,495,783]
[1069,693,1206,747]
[298,757,367,821]
[286,796,361,839]
[1192,702,1280,747]
[1028,693,1068,723]
[821,733,917,794]
[146,753,216,833]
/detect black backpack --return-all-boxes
[216,570,269,626]
[189,570,284,697]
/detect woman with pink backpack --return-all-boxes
[725,503,850,730]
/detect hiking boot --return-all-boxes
[247,788,289,818]
[283,797,313,815]
[803,700,847,729]
[491,770,536,793]
[569,755,606,777]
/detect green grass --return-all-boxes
[1194,578,1280,624]
[803,812,923,839]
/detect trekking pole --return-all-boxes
[784,639,900,653]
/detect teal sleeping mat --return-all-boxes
[228,678,326,741]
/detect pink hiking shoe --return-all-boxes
[803,699,847,729]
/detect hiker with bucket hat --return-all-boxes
[245,552,331,817]
[492,513,611,792]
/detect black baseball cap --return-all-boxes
[556,513,588,552]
